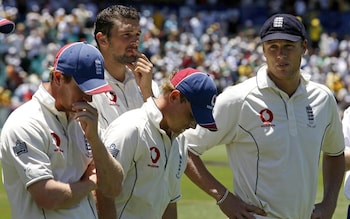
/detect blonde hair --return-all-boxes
[48,66,72,82]
[160,70,188,102]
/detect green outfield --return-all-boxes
[178,146,348,219]
[0,145,347,218]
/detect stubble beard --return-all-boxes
[117,54,137,64]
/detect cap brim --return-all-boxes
[0,18,15,34]
[77,79,113,95]
[191,104,217,131]
[261,33,302,42]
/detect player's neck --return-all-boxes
[105,62,126,82]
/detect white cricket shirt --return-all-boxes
[0,84,97,219]
[102,98,187,219]
[184,64,344,218]
[92,68,160,133]
[342,107,350,199]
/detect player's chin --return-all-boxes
[121,55,137,64]
[173,129,186,135]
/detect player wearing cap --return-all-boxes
[0,42,124,219]
[92,5,160,218]
[0,17,15,34]
[184,14,345,218]
[92,5,159,133]
[96,68,217,219]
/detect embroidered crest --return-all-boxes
[12,140,28,156]
[108,143,120,159]
[273,17,284,28]
[84,137,93,158]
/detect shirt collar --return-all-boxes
[256,64,309,95]
[143,97,180,139]
[104,67,134,85]
[32,83,69,123]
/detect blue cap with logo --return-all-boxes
[0,17,15,34]
[53,42,113,95]
[171,68,218,131]
[260,13,306,42]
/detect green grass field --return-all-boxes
[178,146,348,219]
[0,146,347,218]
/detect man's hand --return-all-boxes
[81,162,97,190]
[219,192,267,219]
[126,52,154,100]
[72,102,98,139]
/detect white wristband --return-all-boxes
[216,189,229,205]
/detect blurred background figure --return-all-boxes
[0,16,15,131]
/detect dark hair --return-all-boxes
[94,5,140,44]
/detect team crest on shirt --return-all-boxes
[147,146,160,168]
[306,105,316,128]
[259,108,275,127]
[12,140,28,156]
[84,137,93,158]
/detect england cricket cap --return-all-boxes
[260,13,306,42]
[53,42,113,95]
[171,68,218,131]
[0,17,15,34]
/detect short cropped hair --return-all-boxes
[161,70,188,103]
[94,5,140,46]
[48,66,72,82]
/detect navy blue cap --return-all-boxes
[54,42,113,95]
[171,68,218,131]
[260,14,306,42]
[0,17,15,34]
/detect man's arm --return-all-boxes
[312,152,345,219]
[185,151,267,218]
[28,163,97,209]
[94,189,117,219]
[162,203,177,219]
[73,102,124,197]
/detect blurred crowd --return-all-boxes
[1,0,350,128]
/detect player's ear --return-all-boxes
[302,39,308,54]
[52,70,64,85]
[169,90,181,103]
[96,32,108,46]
